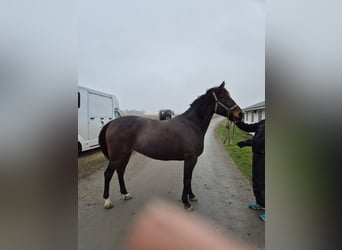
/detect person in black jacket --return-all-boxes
[236,119,265,222]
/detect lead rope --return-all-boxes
[223,119,236,145]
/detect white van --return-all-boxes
[78,85,121,153]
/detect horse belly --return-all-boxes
[134,136,184,161]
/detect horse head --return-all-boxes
[209,81,243,122]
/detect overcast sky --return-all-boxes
[79,0,264,114]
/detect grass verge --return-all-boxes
[216,120,253,184]
[78,149,107,179]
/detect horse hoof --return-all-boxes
[189,196,198,202]
[122,193,133,200]
[104,199,113,209]
[184,204,194,211]
[104,203,114,209]
[186,206,194,212]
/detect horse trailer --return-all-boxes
[78,85,121,153]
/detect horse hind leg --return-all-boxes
[103,161,116,209]
[116,152,133,200]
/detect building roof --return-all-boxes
[243,101,265,111]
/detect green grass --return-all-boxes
[216,120,253,184]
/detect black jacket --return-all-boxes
[236,119,265,155]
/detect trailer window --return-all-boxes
[78,92,80,108]
[114,111,121,118]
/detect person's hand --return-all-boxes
[237,141,246,148]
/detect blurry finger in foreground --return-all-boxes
[124,200,250,250]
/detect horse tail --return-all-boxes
[99,122,110,159]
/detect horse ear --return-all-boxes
[219,81,225,88]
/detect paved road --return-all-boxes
[78,117,265,250]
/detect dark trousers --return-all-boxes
[252,153,265,207]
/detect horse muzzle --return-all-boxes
[229,107,243,122]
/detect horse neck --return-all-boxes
[181,94,215,134]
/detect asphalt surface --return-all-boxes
[78,117,265,250]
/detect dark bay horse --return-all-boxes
[99,81,243,210]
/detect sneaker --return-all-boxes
[259,213,266,222]
[249,202,265,210]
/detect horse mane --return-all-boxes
[189,94,207,108]
[184,87,216,115]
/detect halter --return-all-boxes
[212,91,238,118]
[212,91,238,146]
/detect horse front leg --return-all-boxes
[103,161,116,209]
[182,155,197,211]
[188,169,198,202]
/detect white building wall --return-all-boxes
[243,109,265,124]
